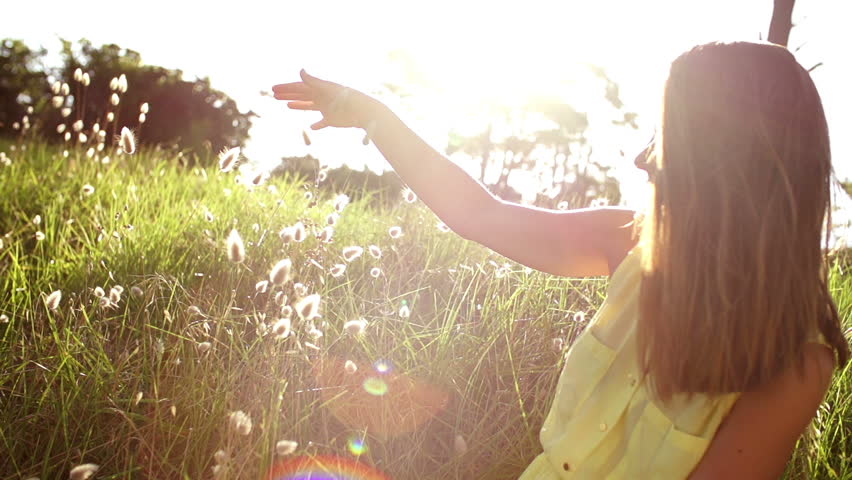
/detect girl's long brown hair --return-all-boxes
[636,41,849,401]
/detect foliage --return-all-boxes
[0,39,47,135]
[279,155,405,208]
[0,38,253,157]
[444,67,634,208]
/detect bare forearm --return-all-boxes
[367,104,496,237]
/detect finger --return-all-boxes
[310,119,329,130]
[300,69,340,92]
[271,82,310,94]
[274,92,312,101]
[287,101,320,111]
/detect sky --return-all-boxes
[8,0,852,212]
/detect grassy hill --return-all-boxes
[0,140,849,479]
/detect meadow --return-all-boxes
[0,132,850,479]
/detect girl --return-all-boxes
[272,41,849,479]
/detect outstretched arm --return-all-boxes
[272,71,638,277]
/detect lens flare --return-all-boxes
[362,377,388,396]
[373,360,392,374]
[265,454,389,480]
[347,435,368,456]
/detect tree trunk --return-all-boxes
[767,0,796,46]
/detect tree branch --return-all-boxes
[767,0,796,46]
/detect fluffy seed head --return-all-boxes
[118,74,128,92]
[255,280,269,294]
[333,194,349,212]
[138,113,146,124]
[72,120,84,132]
[120,127,135,154]
[437,222,451,233]
[307,325,323,341]
[552,337,564,352]
[279,226,295,243]
[572,311,586,323]
[35,231,45,241]
[109,287,122,305]
[370,267,381,278]
[344,360,358,374]
[326,212,339,226]
[368,245,381,258]
[228,410,252,436]
[388,226,402,239]
[293,282,307,298]
[52,96,64,108]
[140,102,149,114]
[342,246,363,262]
[276,440,298,456]
[218,147,240,172]
[109,77,119,91]
[454,434,468,455]
[402,188,417,203]
[69,463,99,480]
[130,286,143,298]
[187,305,203,316]
[317,226,333,243]
[213,449,229,464]
[292,222,306,242]
[52,80,62,94]
[78,133,88,143]
[399,305,411,318]
[344,318,368,335]
[73,68,83,82]
[82,184,95,195]
[45,290,62,311]
[227,229,246,263]
[295,293,321,320]
[106,112,114,122]
[198,341,212,353]
[270,259,292,285]
[110,93,120,106]
[272,318,291,339]
[60,82,70,96]
[329,264,346,278]
[82,72,90,86]
[275,291,288,306]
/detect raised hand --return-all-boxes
[271,69,382,131]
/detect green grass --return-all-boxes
[0,140,849,479]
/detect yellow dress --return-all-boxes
[519,244,826,479]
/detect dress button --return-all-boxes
[563,462,571,471]
[599,423,607,431]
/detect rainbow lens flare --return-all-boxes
[265,455,389,480]
[362,377,388,396]
[312,356,450,439]
[347,435,368,456]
